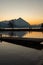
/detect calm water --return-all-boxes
[0,31,43,65]
[0,31,43,38]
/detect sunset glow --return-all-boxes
[0,0,43,25]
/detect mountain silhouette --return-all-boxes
[14,18,30,28]
[8,18,30,37]
[0,18,30,28]
[0,18,30,37]
[0,18,42,37]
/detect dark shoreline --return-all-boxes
[0,37,43,50]
[0,28,43,32]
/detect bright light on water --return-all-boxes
[1,31,43,38]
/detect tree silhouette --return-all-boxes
[41,23,43,29]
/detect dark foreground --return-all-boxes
[0,41,43,65]
[0,37,43,50]
[0,28,43,32]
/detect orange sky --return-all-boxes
[0,16,43,25]
[0,0,43,25]
[24,17,43,25]
[26,19,43,25]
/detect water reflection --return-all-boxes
[0,31,43,65]
[0,31,43,38]
[23,31,43,38]
[0,31,28,37]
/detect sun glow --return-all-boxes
[25,18,43,25]
[0,16,43,25]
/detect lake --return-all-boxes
[0,31,43,38]
[0,31,43,65]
